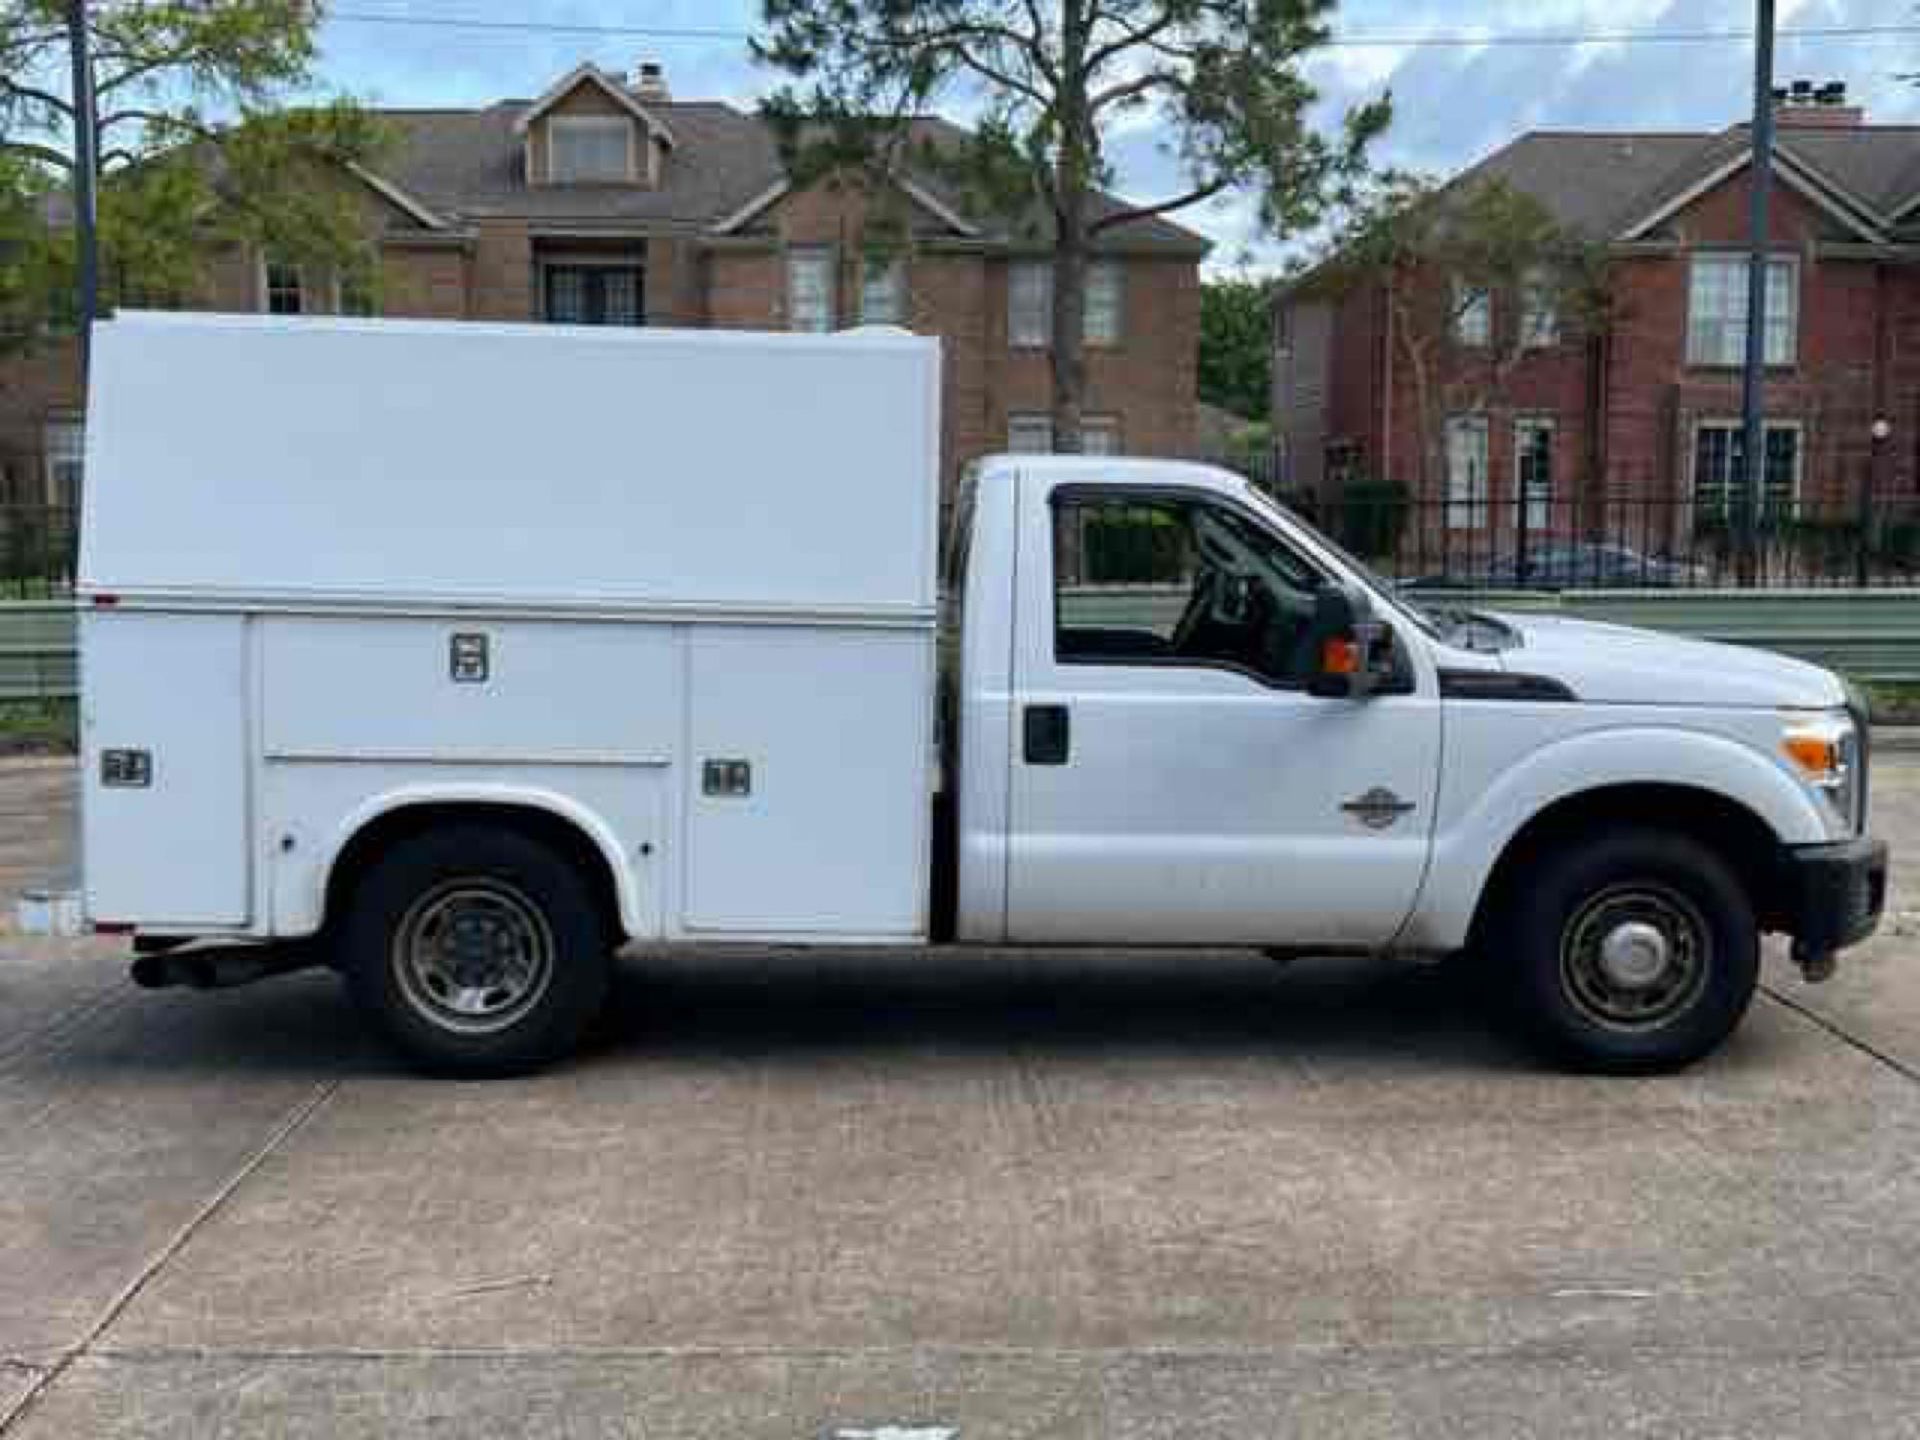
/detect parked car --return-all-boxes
[1408,542,1707,591]
[25,312,1886,1079]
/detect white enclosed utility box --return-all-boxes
[79,313,941,943]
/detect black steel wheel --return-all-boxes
[342,824,610,1076]
[1499,827,1758,1073]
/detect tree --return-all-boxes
[755,0,1388,453]
[0,0,382,348]
[1309,171,1610,503]
[1198,274,1271,421]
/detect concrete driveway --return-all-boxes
[3,757,1920,1437]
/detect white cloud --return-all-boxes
[312,0,1920,277]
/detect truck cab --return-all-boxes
[947,455,1885,1070]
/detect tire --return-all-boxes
[341,825,611,1077]
[1496,827,1759,1074]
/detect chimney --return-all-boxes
[1772,78,1863,127]
[633,60,670,102]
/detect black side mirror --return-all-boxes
[1306,583,1384,700]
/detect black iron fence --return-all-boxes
[1209,457,1920,589]
[0,506,78,597]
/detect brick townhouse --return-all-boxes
[0,59,1207,518]
[1274,84,1920,557]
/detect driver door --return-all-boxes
[1004,478,1442,947]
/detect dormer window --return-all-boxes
[518,62,676,190]
[550,116,632,184]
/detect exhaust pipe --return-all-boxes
[130,944,320,992]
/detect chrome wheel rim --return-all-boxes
[392,879,555,1036]
[1558,883,1711,1032]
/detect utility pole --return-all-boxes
[1738,0,1776,585]
[65,0,99,383]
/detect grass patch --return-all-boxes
[0,698,77,754]
[1857,681,1920,727]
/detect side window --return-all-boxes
[1052,492,1327,687]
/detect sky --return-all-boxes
[308,0,1920,274]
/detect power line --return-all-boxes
[322,9,1920,49]
[328,10,747,41]
[1336,22,1920,49]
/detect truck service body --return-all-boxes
[38,312,1887,1074]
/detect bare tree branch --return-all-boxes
[1083,8,1181,76]
[0,74,71,117]
[868,20,1056,106]
[1088,176,1230,233]
[0,137,71,169]
[0,26,62,62]
[1089,68,1181,115]
[95,106,178,135]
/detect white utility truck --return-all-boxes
[39,312,1886,1075]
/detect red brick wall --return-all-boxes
[1305,164,1913,565]
[381,247,470,319]
[1325,282,1381,482]
[1603,173,1889,511]
[0,173,1202,527]
[0,336,83,504]
[705,179,1199,509]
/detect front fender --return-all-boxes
[1404,723,1828,951]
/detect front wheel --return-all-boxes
[1499,828,1759,1073]
[341,825,612,1076]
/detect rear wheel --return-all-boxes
[1498,827,1759,1073]
[341,825,611,1076]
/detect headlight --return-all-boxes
[1782,713,1861,832]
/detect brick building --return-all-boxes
[0,60,1206,518]
[1273,87,1920,565]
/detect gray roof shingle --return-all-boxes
[1455,122,1920,241]
[373,98,1209,254]
[1451,131,1728,239]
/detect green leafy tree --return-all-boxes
[755,0,1388,453]
[1309,170,1612,497]
[1199,274,1271,421]
[0,0,382,347]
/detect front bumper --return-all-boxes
[1782,835,1889,962]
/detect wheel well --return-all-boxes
[1469,784,1788,947]
[323,803,624,944]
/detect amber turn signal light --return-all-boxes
[1321,638,1361,676]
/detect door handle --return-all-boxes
[1023,704,1070,765]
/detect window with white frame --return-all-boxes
[1081,415,1120,455]
[43,418,83,507]
[263,259,305,315]
[1445,414,1488,530]
[1006,414,1117,454]
[1010,259,1124,347]
[1009,260,1050,348]
[1514,417,1554,533]
[1453,279,1491,347]
[1692,419,1800,518]
[860,255,906,325]
[1519,268,1558,348]
[786,248,835,332]
[1007,413,1053,453]
[548,116,631,184]
[1085,260,1124,345]
[1687,254,1797,367]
